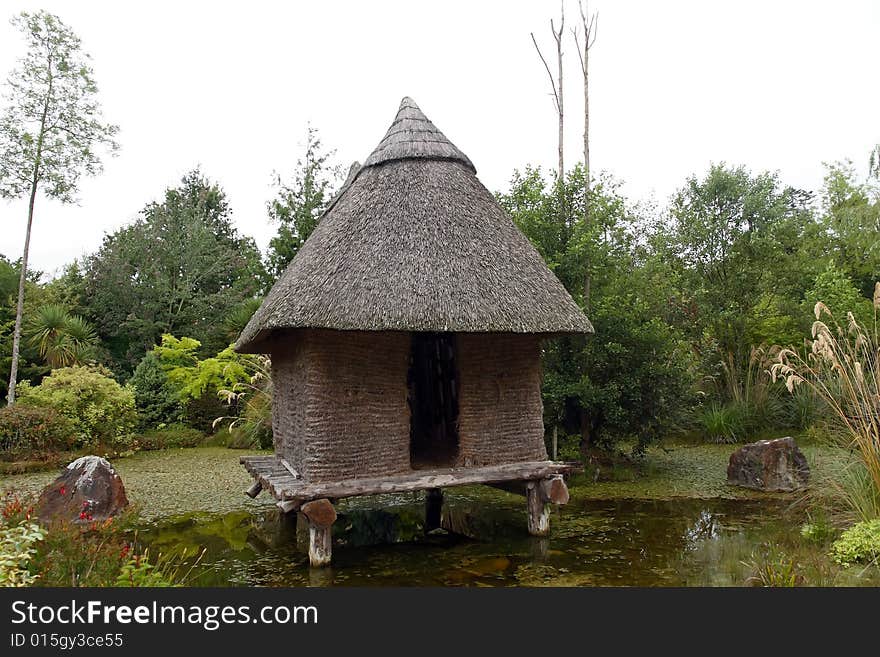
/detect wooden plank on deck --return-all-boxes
[239,456,580,502]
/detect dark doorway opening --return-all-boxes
[408,332,459,469]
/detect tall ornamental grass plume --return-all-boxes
[215,354,272,449]
[772,282,880,520]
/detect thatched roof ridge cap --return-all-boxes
[363,96,476,173]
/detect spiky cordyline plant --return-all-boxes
[26,304,97,369]
[772,282,880,519]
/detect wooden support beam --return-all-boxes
[486,480,530,497]
[245,481,263,499]
[487,474,570,505]
[277,499,301,514]
[280,458,301,479]
[302,499,336,567]
[526,482,550,537]
[243,459,580,502]
[425,488,443,533]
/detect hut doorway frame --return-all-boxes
[407,332,460,469]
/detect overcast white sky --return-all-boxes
[1,0,878,277]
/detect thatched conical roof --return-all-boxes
[236,97,593,353]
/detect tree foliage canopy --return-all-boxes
[266,126,340,279]
[0,10,118,202]
[500,165,694,451]
[82,170,266,374]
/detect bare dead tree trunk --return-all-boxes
[554,11,564,181]
[574,2,597,196]
[531,2,565,183]
[573,0,598,312]
[531,4,567,449]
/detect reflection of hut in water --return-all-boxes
[237,97,593,566]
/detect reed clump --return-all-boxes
[772,282,880,521]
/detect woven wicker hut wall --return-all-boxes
[456,333,546,467]
[236,97,592,483]
[271,329,410,480]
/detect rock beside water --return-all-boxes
[37,456,129,523]
[727,437,810,492]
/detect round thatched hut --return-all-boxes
[237,97,593,566]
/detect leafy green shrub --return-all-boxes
[17,365,137,451]
[543,308,695,454]
[30,513,135,587]
[34,518,203,587]
[183,395,229,433]
[153,336,250,400]
[830,520,880,567]
[0,520,46,586]
[1,492,205,587]
[136,424,205,451]
[130,353,182,431]
[0,405,76,460]
[27,507,145,587]
[804,263,874,328]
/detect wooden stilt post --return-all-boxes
[526,481,550,536]
[301,499,337,567]
[425,488,443,533]
[552,425,558,460]
[530,536,550,559]
[308,525,332,567]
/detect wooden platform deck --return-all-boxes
[240,455,580,503]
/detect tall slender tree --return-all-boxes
[531,2,566,182]
[531,2,568,448]
[573,1,598,195]
[572,0,598,310]
[0,11,118,404]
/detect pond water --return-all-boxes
[6,447,874,586]
[137,487,828,587]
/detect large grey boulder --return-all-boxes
[36,456,129,523]
[727,437,810,491]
